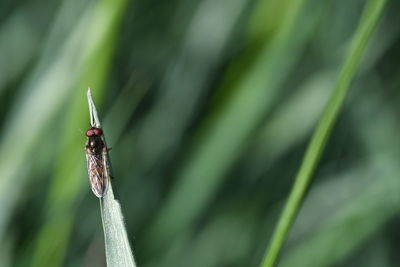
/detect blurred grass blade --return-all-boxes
[279,162,399,267]
[0,3,93,244]
[88,89,136,267]
[245,71,333,177]
[137,0,248,169]
[281,88,400,266]
[147,0,318,250]
[260,0,387,266]
[31,0,129,265]
[0,11,39,93]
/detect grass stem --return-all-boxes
[260,0,387,266]
[87,88,136,267]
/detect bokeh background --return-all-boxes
[0,0,399,266]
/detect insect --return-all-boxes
[85,126,109,198]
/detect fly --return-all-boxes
[85,127,109,198]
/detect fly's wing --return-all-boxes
[86,150,107,198]
[102,148,110,195]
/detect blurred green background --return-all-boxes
[0,0,399,266]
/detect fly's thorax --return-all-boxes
[86,135,105,154]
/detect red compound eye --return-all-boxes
[86,129,94,137]
[93,128,102,136]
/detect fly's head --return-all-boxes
[86,127,102,137]
[85,127,104,153]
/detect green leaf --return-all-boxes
[88,89,136,267]
[30,0,130,265]
[147,0,318,250]
[260,0,388,266]
[100,189,136,267]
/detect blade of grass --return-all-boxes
[137,0,247,170]
[147,0,318,250]
[30,0,129,265]
[88,89,136,267]
[279,163,399,267]
[259,0,387,266]
[245,71,333,175]
[100,188,136,267]
[280,93,400,266]
[0,11,39,93]
[0,2,93,244]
